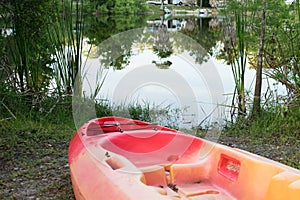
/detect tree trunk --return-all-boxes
[252,0,266,117]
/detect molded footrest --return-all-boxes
[169,162,208,184]
[140,165,167,186]
[176,182,233,200]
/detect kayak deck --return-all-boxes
[69,117,300,200]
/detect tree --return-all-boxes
[262,0,300,104]
[223,0,300,118]
[252,0,266,117]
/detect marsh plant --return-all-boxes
[4,0,56,98]
[48,0,85,96]
[222,1,251,118]
[104,101,183,129]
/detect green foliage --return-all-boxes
[2,0,56,97]
[220,1,255,117]
[95,100,113,117]
[224,96,300,138]
[220,0,300,119]
[0,82,74,125]
[111,102,182,129]
[84,14,149,41]
[1,0,142,97]
[92,0,149,14]
[262,0,300,100]
[128,103,152,122]
[0,82,29,120]
[48,0,85,95]
[224,109,299,137]
[0,81,183,129]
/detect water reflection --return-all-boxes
[81,16,225,128]
[147,17,184,32]
[78,14,285,129]
[83,14,223,61]
[84,16,222,69]
[152,24,173,69]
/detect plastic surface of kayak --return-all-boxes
[68,116,300,200]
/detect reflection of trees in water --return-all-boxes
[179,17,223,64]
[152,24,173,69]
[224,17,236,49]
[219,17,236,65]
[157,24,169,44]
[84,15,147,70]
[209,0,221,8]
[182,19,195,32]
[88,16,223,70]
[209,18,220,30]
[98,29,144,70]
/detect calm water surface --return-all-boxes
[80,14,284,128]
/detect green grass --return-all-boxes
[223,104,300,137]
[222,102,300,169]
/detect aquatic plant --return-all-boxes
[48,0,84,96]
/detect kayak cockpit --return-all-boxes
[98,133,235,199]
[88,125,235,199]
[98,130,204,167]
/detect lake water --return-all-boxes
[79,14,286,129]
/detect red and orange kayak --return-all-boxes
[68,116,300,200]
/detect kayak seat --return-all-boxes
[140,165,167,187]
[264,171,300,200]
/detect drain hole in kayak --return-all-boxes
[105,157,124,170]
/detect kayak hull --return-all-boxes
[68,116,300,199]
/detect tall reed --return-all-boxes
[223,1,251,118]
[48,0,84,96]
[232,13,247,116]
[7,1,54,97]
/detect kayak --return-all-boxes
[68,116,300,200]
